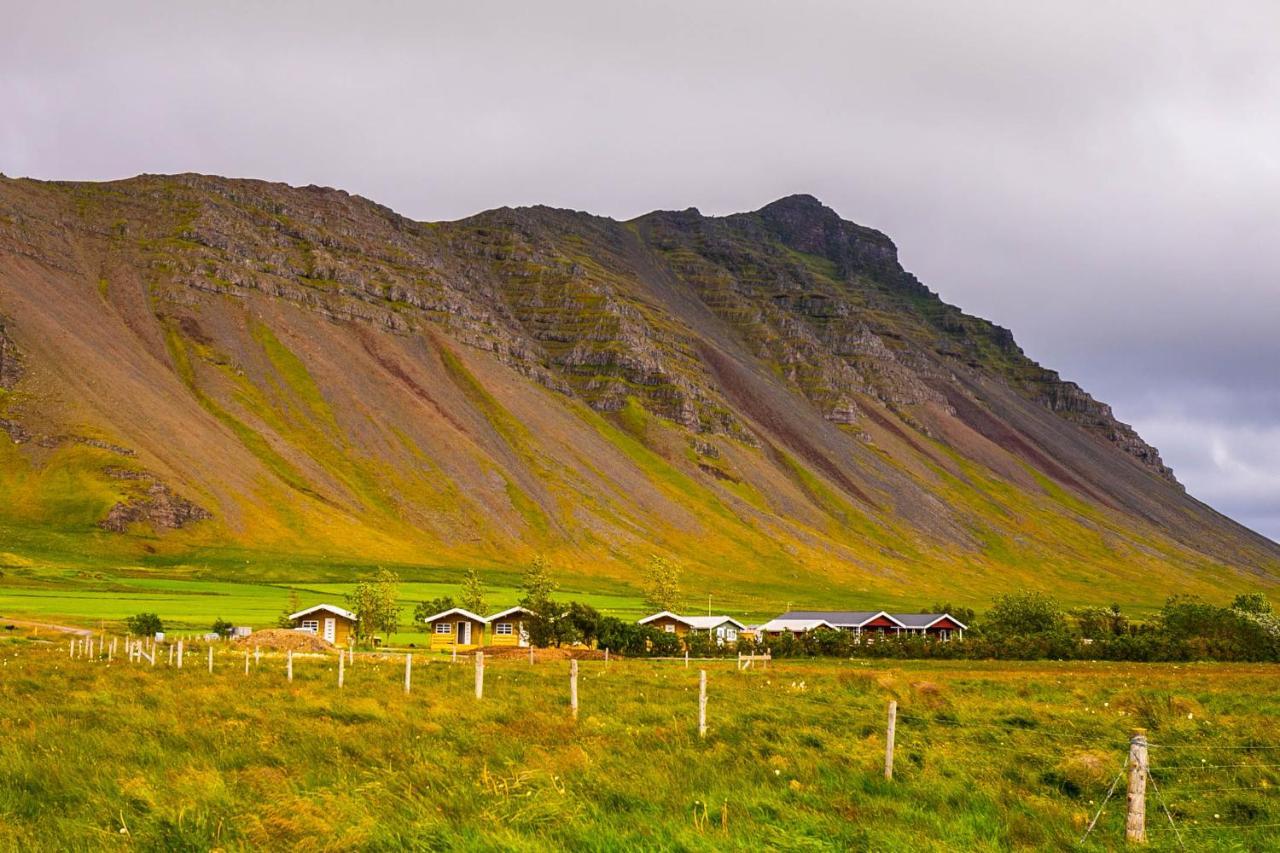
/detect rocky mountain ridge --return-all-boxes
[0,174,1272,602]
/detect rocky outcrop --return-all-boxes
[99,480,211,532]
[0,317,20,390]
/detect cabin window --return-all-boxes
[495,622,513,635]
[664,624,676,633]
[434,622,452,634]
[300,620,319,633]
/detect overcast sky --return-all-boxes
[4,1,1278,540]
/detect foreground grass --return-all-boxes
[0,634,1276,850]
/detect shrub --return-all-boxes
[210,617,233,637]
[125,612,163,636]
[984,592,1066,637]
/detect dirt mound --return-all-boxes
[234,629,335,653]
[481,646,609,662]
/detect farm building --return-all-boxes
[289,604,357,646]
[423,607,488,651]
[755,617,837,637]
[487,606,533,647]
[889,613,967,639]
[774,610,904,635]
[637,612,747,644]
[767,610,967,640]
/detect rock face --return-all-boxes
[0,173,1274,601]
[99,481,212,532]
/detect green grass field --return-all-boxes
[1,627,1276,850]
[0,568,649,647]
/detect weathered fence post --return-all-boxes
[884,700,898,781]
[69,640,74,659]
[177,640,184,669]
[1125,731,1148,844]
[529,644,534,665]
[244,650,250,675]
[167,643,174,666]
[208,645,214,674]
[570,659,579,719]
[338,650,345,688]
[287,649,293,682]
[685,649,690,669]
[698,670,708,739]
[255,645,261,667]
[475,651,485,699]
[404,653,412,695]
[604,647,609,670]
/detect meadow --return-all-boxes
[0,626,1276,850]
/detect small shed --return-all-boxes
[289,604,357,646]
[486,606,533,647]
[423,607,488,651]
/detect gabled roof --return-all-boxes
[421,607,488,624]
[681,615,747,630]
[637,611,746,630]
[289,604,357,622]
[757,617,836,633]
[637,610,685,626]
[891,612,969,630]
[776,610,906,628]
[487,606,534,621]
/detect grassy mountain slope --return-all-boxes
[0,173,1275,609]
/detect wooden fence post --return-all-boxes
[475,651,484,699]
[208,645,214,674]
[167,643,174,666]
[338,651,345,688]
[685,649,690,669]
[884,700,897,781]
[570,659,579,719]
[244,650,250,675]
[698,670,708,739]
[604,647,609,670]
[177,640,184,669]
[404,653,412,695]
[287,649,293,683]
[1125,731,1148,844]
[529,644,534,665]
[255,645,261,667]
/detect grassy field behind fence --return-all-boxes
[1,628,1277,851]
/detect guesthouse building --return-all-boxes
[289,604,357,646]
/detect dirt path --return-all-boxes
[0,617,93,637]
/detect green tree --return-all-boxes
[927,602,976,626]
[1232,593,1273,615]
[277,587,302,628]
[348,568,401,642]
[984,592,1065,637]
[460,568,487,615]
[211,617,234,637]
[413,596,455,630]
[125,612,163,636]
[520,555,558,614]
[1073,604,1128,640]
[642,554,681,612]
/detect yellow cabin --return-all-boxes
[290,604,357,646]
[486,606,533,647]
[423,607,488,651]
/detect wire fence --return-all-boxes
[48,635,1280,846]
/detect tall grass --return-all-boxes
[0,633,1275,850]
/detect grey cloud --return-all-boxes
[3,0,1278,539]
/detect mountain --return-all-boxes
[0,173,1276,606]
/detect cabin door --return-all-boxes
[323,618,336,643]
[457,621,471,645]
